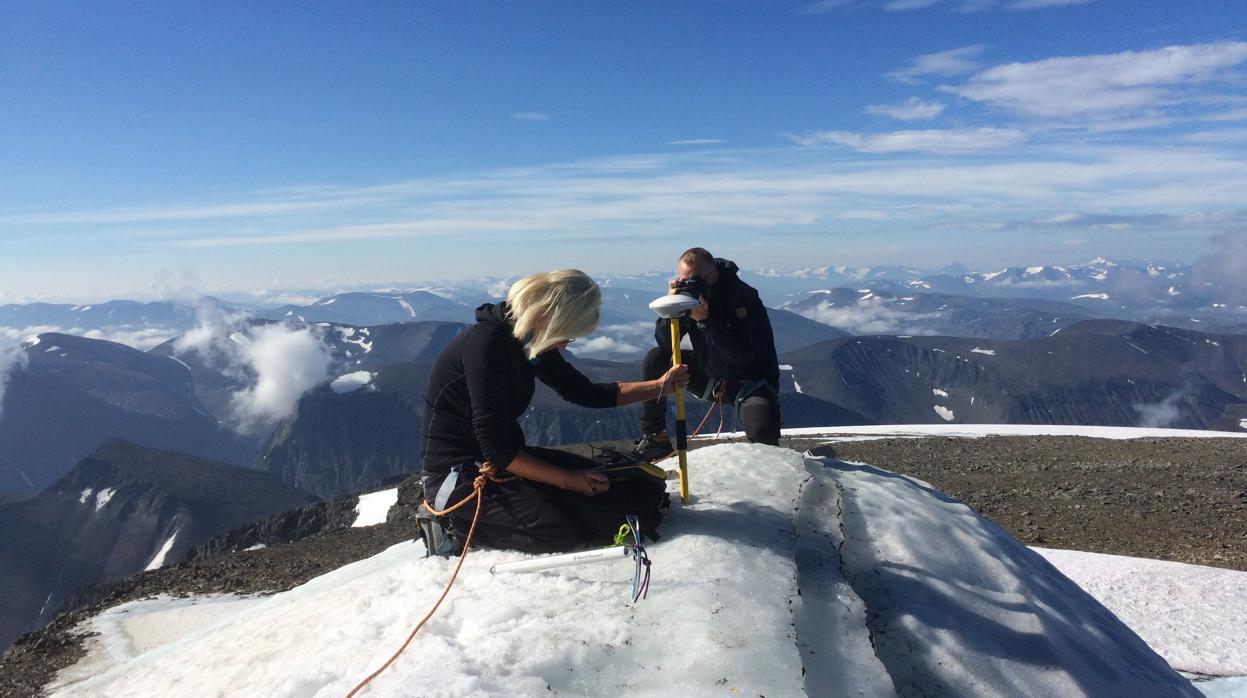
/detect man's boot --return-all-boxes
[632,432,674,462]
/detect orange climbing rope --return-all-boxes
[345,463,512,698]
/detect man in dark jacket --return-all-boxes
[635,247,781,459]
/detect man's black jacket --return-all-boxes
[654,258,780,388]
[420,302,619,476]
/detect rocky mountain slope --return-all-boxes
[779,319,1247,430]
[0,334,254,496]
[0,440,316,653]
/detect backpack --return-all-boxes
[569,445,671,545]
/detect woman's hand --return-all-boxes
[564,469,610,496]
[658,363,690,397]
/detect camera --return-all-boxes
[673,275,708,300]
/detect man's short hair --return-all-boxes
[680,247,714,267]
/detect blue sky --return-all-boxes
[2,0,1246,302]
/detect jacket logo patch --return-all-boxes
[736,306,748,318]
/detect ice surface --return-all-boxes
[54,445,811,697]
[933,405,955,421]
[970,347,996,356]
[1033,548,1247,677]
[818,456,1198,696]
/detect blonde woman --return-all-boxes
[420,269,688,554]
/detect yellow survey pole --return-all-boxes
[669,318,689,503]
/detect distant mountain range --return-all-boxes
[5,257,1246,359]
[744,258,1247,335]
[781,287,1092,339]
[779,319,1247,430]
[254,291,471,325]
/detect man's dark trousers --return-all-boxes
[640,346,781,446]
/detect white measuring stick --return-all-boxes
[489,545,632,574]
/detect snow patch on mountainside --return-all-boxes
[330,371,375,394]
[766,424,1247,442]
[144,530,180,571]
[1033,548,1247,678]
[351,488,398,528]
[94,488,115,512]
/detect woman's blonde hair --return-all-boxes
[506,269,601,359]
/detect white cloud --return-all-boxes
[0,347,28,421]
[811,0,1097,11]
[944,42,1247,119]
[599,321,655,334]
[866,97,947,121]
[0,197,373,226]
[575,336,645,357]
[228,324,333,433]
[169,218,547,248]
[669,139,726,146]
[1007,0,1096,8]
[839,210,890,220]
[1184,128,1247,143]
[0,324,175,351]
[174,306,333,433]
[10,122,1247,284]
[887,45,988,83]
[511,112,551,122]
[885,0,941,9]
[1133,391,1185,428]
[486,278,515,299]
[81,327,178,350]
[798,298,941,334]
[0,325,63,349]
[1204,108,1247,122]
[802,0,856,12]
[788,127,1027,153]
[173,303,249,361]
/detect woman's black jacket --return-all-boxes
[420,302,619,476]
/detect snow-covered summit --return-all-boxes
[48,442,1205,697]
